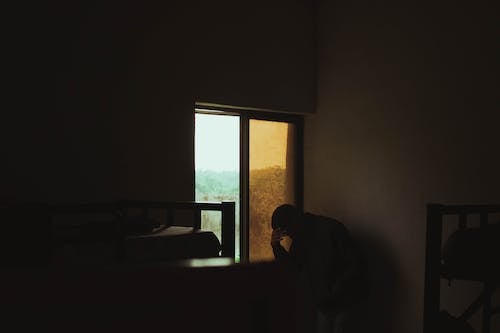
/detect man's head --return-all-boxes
[271,204,301,237]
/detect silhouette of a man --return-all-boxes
[270,204,363,333]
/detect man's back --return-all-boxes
[290,213,363,314]
[270,205,365,332]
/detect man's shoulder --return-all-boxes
[304,212,343,227]
[304,213,351,237]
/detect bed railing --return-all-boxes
[423,203,500,333]
[50,200,236,258]
[115,200,235,258]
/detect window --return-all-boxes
[195,113,240,260]
[195,104,303,263]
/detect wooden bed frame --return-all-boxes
[423,203,500,333]
[116,200,235,258]
[50,200,236,262]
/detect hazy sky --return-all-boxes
[195,113,239,171]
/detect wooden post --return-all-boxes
[480,212,488,228]
[482,282,492,333]
[458,214,467,229]
[221,201,235,258]
[194,208,202,230]
[424,204,443,333]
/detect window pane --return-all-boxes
[195,113,240,261]
[249,119,295,262]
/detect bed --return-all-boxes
[48,200,235,266]
[118,200,235,262]
[423,204,500,333]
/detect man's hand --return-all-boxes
[271,228,287,247]
[271,228,290,260]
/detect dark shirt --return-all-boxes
[273,213,362,314]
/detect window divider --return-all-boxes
[240,113,250,263]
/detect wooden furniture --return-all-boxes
[117,200,235,258]
[423,204,500,333]
[50,200,235,265]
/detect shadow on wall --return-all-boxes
[353,231,404,333]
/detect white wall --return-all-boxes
[305,1,499,332]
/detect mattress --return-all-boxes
[52,223,221,265]
[124,226,221,262]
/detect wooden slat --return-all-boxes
[423,204,443,333]
[194,208,202,230]
[458,292,484,321]
[480,213,488,228]
[119,200,227,211]
[434,204,500,215]
[221,201,235,258]
[458,214,467,229]
[482,283,493,333]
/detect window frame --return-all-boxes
[194,104,304,263]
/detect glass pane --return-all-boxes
[195,113,240,261]
[249,119,295,262]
